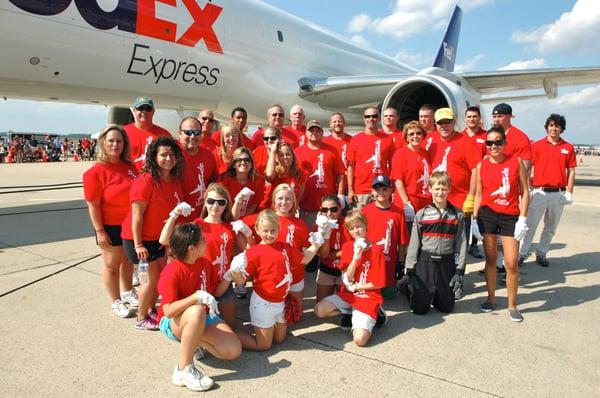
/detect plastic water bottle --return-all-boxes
[138,259,149,285]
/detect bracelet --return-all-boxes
[134,244,144,249]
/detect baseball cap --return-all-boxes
[306,120,322,130]
[434,108,455,122]
[371,175,392,188]
[492,103,513,116]
[133,96,154,109]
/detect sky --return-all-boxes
[1,0,599,144]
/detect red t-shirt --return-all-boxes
[217,174,266,216]
[460,129,487,158]
[480,154,522,215]
[123,123,171,172]
[157,257,219,321]
[380,128,405,151]
[421,129,439,152]
[252,126,299,148]
[212,148,231,175]
[390,146,431,211]
[260,171,308,209]
[210,130,255,150]
[531,138,577,188]
[83,161,137,225]
[240,213,308,250]
[504,126,532,161]
[286,125,307,147]
[427,132,480,208]
[323,133,352,172]
[121,173,184,240]
[348,132,395,194]
[317,217,350,272]
[337,242,385,319]
[245,242,303,303]
[295,145,343,211]
[199,136,218,151]
[252,146,270,176]
[362,203,408,286]
[193,218,236,280]
[180,145,217,218]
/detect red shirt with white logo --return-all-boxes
[295,145,343,211]
[504,126,531,161]
[123,123,171,172]
[531,137,577,188]
[337,242,386,319]
[480,154,522,216]
[193,218,235,280]
[211,130,255,150]
[390,146,431,211]
[362,203,408,286]
[421,129,439,152]
[180,145,217,219]
[217,174,266,216]
[260,171,308,209]
[380,128,405,151]
[460,128,487,158]
[157,257,219,322]
[348,132,395,194]
[323,133,352,172]
[245,242,303,303]
[253,127,299,148]
[121,173,184,240]
[83,161,137,225]
[286,125,307,147]
[316,217,350,272]
[427,132,480,208]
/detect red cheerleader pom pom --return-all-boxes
[284,295,301,324]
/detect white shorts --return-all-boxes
[249,291,285,328]
[316,269,341,286]
[323,294,376,333]
[289,279,304,292]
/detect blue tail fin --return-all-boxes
[433,6,462,72]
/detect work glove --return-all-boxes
[449,268,464,299]
[342,272,356,292]
[353,237,367,260]
[196,290,219,318]
[560,191,573,205]
[308,231,325,247]
[471,218,483,241]
[403,203,415,222]
[514,216,529,242]
[235,187,255,202]
[169,201,193,218]
[462,194,475,214]
[230,252,248,277]
[399,268,419,295]
[231,220,253,237]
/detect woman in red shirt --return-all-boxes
[83,125,138,318]
[263,141,307,208]
[213,124,242,174]
[473,126,530,322]
[121,136,185,330]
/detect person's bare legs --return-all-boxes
[170,305,206,369]
[501,235,520,309]
[198,321,241,360]
[482,233,498,303]
[217,300,236,330]
[101,246,124,301]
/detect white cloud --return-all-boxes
[498,58,548,70]
[394,49,432,69]
[350,35,369,47]
[551,85,600,107]
[455,53,486,72]
[511,0,600,55]
[347,14,372,33]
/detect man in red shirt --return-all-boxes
[252,104,299,148]
[380,107,404,151]
[197,109,219,151]
[287,104,307,146]
[124,96,172,172]
[323,112,352,208]
[210,107,255,150]
[492,103,532,170]
[347,107,395,210]
[419,104,437,151]
[519,114,576,267]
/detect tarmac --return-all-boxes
[0,157,599,397]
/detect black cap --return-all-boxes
[492,103,512,116]
[371,175,392,188]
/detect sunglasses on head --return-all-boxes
[135,105,153,112]
[263,136,278,142]
[320,206,339,213]
[235,157,251,164]
[200,116,214,122]
[206,197,227,206]
[486,139,505,147]
[271,112,284,117]
[182,129,201,137]
[364,114,378,119]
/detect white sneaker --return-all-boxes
[120,289,139,306]
[172,364,214,392]
[112,299,131,318]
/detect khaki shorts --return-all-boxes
[316,269,342,286]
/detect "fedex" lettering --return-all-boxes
[9,0,223,54]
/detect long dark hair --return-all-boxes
[142,136,184,181]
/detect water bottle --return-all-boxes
[138,259,149,285]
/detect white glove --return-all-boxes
[514,216,529,242]
[560,191,573,205]
[230,252,248,277]
[235,187,255,202]
[222,269,233,282]
[353,237,367,260]
[308,231,325,247]
[196,290,219,318]
[471,218,483,241]
[169,201,193,218]
[403,203,415,222]
[316,216,338,239]
[337,195,347,210]
[231,220,252,237]
[342,272,356,292]
[315,214,329,229]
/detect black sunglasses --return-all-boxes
[182,129,201,137]
[436,119,453,125]
[364,114,379,119]
[235,157,251,164]
[320,206,339,213]
[270,112,284,117]
[200,116,214,122]
[206,197,227,206]
[263,136,278,142]
[486,139,505,147]
[135,105,153,112]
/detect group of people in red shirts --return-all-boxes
[83,96,577,392]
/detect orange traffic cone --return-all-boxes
[73,153,79,162]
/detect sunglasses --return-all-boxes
[407,131,424,137]
[235,157,251,164]
[182,129,201,137]
[320,206,339,213]
[263,136,278,142]
[271,112,284,117]
[135,105,153,112]
[200,116,214,122]
[486,139,505,147]
[206,197,227,206]
[436,119,453,125]
[364,114,379,119]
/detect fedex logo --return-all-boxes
[10,0,223,54]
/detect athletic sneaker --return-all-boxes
[194,347,206,361]
[518,256,526,267]
[172,364,214,392]
[135,315,159,330]
[469,245,484,259]
[478,266,506,276]
[340,314,352,330]
[536,254,549,267]
[112,299,131,318]
[120,289,139,306]
[234,285,248,299]
[479,301,496,313]
[375,306,388,328]
[148,309,158,323]
[499,273,521,286]
[509,308,524,322]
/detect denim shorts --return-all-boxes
[159,313,223,342]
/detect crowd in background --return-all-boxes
[0,135,96,163]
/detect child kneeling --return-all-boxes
[314,211,386,347]
[157,223,241,392]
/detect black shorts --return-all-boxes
[95,225,123,246]
[123,239,165,263]
[478,206,518,237]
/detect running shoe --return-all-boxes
[469,245,484,259]
[135,315,158,330]
[509,308,524,322]
[148,309,158,322]
[536,254,549,267]
[479,301,496,313]
[112,299,131,318]
[234,285,248,299]
[120,289,139,306]
[172,364,214,392]
[518,256,525,267]
[340,314,352,330]
[375,306,388,328]
[478,266,506,276]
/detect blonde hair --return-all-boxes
[96,124,131,164]
[255,209,280,232]
[200,182,233,222]
[275,142,300,178]
[402,120,426,142]
[219,123,241,160]
[344,210,367,230]
[429,171,451,187]
[271,183,298,215]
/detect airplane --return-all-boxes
[1,0,600,131]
